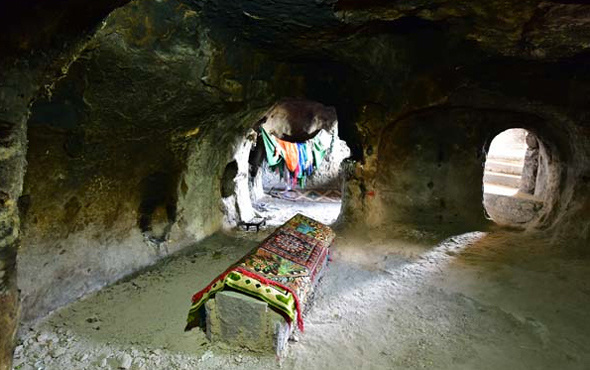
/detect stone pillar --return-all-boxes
[0,71,30,370]
[520,133,539,195]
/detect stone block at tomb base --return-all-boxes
[205,290,292,356]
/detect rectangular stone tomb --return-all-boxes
[185,213,335,355]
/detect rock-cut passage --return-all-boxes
[483,128,545,226]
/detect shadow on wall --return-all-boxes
[138,171,178,245]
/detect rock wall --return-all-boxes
[16,0,358,323]
[373,109,491,229]
[2,1,590,366]
[0,74,29,370]
[341,69,590,243]
[0,1,131,367]
[17,0,228,322]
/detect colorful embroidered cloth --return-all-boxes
[276,137,300,173]
[185,214,335,332]
[259,127,332,189]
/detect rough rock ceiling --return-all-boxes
[0,0,130,57]
[3,0,590,64]
[194,0,590,60]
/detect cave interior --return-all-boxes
[1,0,590,369]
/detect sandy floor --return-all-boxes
[252,195,342,226]
[13,225,590,370]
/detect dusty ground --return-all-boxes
[252,196,341,226]
[13,223,590,370]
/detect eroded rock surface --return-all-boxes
[1,0,590,367]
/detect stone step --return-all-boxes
[485,159,523,175]
[486,150,526,163]
[483,193,544,225]
[483,171,521,188]
[483,183,518,196]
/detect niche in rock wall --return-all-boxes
[138,171,178,244]
[0,120,17,148]
[221,160,238,198]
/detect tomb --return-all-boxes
[185,214,335,355]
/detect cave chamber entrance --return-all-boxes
[483,128,545,226]
[221,99,351,228]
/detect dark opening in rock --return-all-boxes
[221,160,238,198]
[138,171,178,242]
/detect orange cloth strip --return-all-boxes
[276,137,300,173]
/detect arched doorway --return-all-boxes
[252,124,349,226]
[220,98,351,228]
[483,128,544,226]
[250,99,350,226]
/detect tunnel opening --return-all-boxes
[251,122,350,226]
[220,98,351,228]
[483,128,545,226]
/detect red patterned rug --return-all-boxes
[268,189,341,203]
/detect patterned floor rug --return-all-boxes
[268,189,342,203]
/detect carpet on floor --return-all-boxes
[268,189,341,203]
